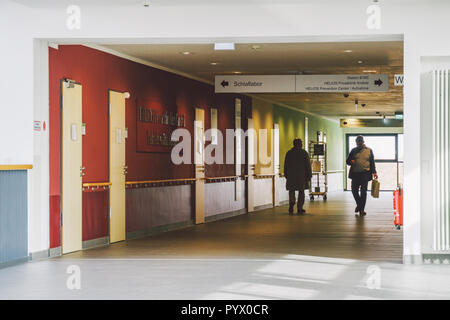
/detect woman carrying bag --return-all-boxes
[346,135,378,217]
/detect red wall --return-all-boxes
[49,45,250,248]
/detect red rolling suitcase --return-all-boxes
[393,187,403,230]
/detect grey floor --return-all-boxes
[1,191,450,300]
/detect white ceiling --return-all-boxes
[10,0,342,8]
[11,0,436,8]
[101,41,404,118]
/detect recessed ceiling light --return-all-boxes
[363,70,377,73]
[214,43,235,51]
[210,62,219,65]
[233,71,241,74]
[358,60,363,64]
[181,51,192,55]
[251,45,261,50]
[344,50,353,53]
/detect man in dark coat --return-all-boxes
[346,135,378,216]
[284,138,312,214]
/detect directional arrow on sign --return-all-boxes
[221,80,229,88]
[374,79,383,86]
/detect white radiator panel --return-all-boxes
[432,70,450,251]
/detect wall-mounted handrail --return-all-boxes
[0,165,33,171]
[254,174,275,179]
[82,182,112,188]
[205,175,239,183]
[82,182,112,192]
[126,178,197,188]
[126,178,196,185]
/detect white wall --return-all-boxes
[254,178,273,208]
[2,0,450,260]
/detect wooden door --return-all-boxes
[109,90,126,243]
[194,108,205,224]
[62,80,83,254]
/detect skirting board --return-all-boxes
[254,203,274,211]
[205,208,247,223]
[127,220,195,240]
[30,249,50,260]
[403,254,423,264]
[49,246,62,258]
[82,237,109,250]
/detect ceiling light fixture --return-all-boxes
[251,45,261,50]
[363,70,377,73]
[214,43,235,51]
[181,51,192,55]
[233,71,241,74]
[358,60,363,64]
[210,62,219,65]
[344,50,353,53]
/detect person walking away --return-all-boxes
[346,135,378,216]
[284,138,312,215]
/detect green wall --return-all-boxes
[307,115,344,172]
[273,104,344,173]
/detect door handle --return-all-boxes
[80,166,86,177]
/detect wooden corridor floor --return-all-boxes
[63,191,403,263]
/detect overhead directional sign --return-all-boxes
[295,74,389,92]
[215,74,389,93]
[215,75,295,93]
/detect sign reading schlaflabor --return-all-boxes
[215,74,389,93]
[215,75,296,93]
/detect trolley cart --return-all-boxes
[308,140,328,201]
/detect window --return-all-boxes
[347,135,396,161]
